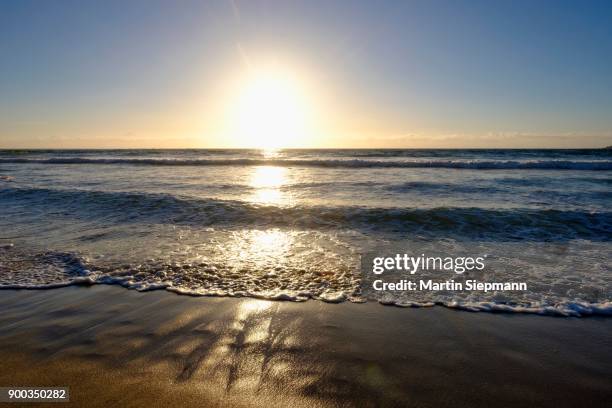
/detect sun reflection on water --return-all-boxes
[233,229,295,269]
[249,165,290,205]
[261,148,281,159]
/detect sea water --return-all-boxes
[0,149,610,315]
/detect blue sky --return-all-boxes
[1,0,611,147]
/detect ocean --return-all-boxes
[0,148,610,316]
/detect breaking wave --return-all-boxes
[2,187,610,240]
[1,157,611,170]
[1,246,610,317]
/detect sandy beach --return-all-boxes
[0,285,610,407]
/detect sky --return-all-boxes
[1,0,612,148]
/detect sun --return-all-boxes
[225,66,314,149]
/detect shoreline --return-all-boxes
[2,280,610,317]
[1,285,610,407]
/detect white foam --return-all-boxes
[1,157,611,170]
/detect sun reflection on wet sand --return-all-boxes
[249,166,291,205]
[234,300,274,344]
[237,299,273,318]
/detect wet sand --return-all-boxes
[0,285,610,407]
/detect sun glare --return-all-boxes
[249,166,290,205]
[225,66,314,148]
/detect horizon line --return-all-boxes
[0,146,610,150]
